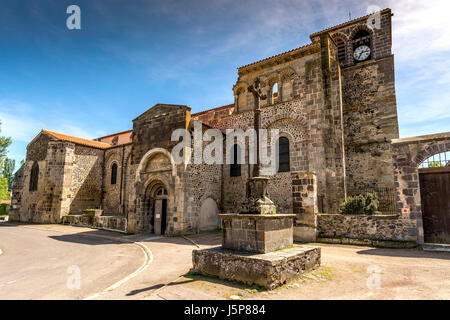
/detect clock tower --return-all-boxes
[310,8,399,196]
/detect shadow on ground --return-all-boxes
[125,278,196,296]
[356,247,450,260]
[1,222,222,247]
[125,271,261,297]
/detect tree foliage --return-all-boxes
[0,120,12,167]
[2,158,15,190]
[0,120,12,200]
[0,176,9,202]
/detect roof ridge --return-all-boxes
[95,129,133,140]
[42,129,112,149]
[237,42,317,70]
[309,8,391,38]
[191,103,234,116]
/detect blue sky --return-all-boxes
[1,0,449,170]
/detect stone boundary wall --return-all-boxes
[317,214,417,242]
[61,215,127,233]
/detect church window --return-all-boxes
[111,163,118,185]
[29,162,39,192]
[277,137,290,172]
[272,82,279,104]
[230,144,241,177]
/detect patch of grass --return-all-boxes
[185,271,266,294]
[310,267,333,281]
[280,246,296,251]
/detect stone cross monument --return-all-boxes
[241,78,276,215]
[192,79,321,290]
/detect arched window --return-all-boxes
[111,163,118,185]
[352,29,371,62]
[272,82,279,104]
[155,187,168,196]
[29,162,39,192]
[419,151,450,168]
[230,144,241,177]
[277,137,290,173]
[335,37,346,64]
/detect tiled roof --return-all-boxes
[42,130,112,149]
[191,103,234,117]
[309,8,391,39]
[237,43,316,70]
[95,129,133,140]
[94,130,133,147]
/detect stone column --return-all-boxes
[292,172,318,242]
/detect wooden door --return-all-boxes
[419,168,450,243]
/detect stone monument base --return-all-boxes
[192,245,321,290]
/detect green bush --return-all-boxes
[0,204,9,215]
[339,192,379,215]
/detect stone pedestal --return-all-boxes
[192,212,321,289]
[221,214,294,253]
[192,245,321,290]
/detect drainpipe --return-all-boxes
[100,150,105,210]
[120,145,126,216]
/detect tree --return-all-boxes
[428,161,442,168]
[0,176,8,202]
[2,158,15,191]
[0,120,12,201]
[0,120,12,167]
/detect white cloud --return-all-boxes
[0,100,105,143]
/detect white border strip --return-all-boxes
[83,236,162,300]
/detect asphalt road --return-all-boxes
[0,223,143,299]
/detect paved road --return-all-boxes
[2,222,449,300]
[0,223,144,299]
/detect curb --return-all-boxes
[182,235,201,248]
[82,235,156,300]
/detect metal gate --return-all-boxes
[419,168,450,244]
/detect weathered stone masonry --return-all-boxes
[11,9,442,245]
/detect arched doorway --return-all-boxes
[199,198,219,232]
[392,133,450,245]
[418,151,450,243]
[143,181,168,235]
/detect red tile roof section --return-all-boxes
[42,130,112,149]
[191,103,234,117]
[95,130,133,146]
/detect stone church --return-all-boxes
[13,8,440,244]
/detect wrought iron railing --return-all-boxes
[347,187,397,215]
[419,151,450,168]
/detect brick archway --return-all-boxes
[391,133,450,244]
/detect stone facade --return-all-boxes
[11,9,439,245]
[317,214,417,242]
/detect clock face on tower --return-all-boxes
[353,45,371,61]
